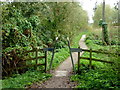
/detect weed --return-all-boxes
[71,31,120,88]
[2,70,52,88]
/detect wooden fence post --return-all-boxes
[35,48,38,70]
[45,51,47,72]
[78,47,80,73]
[89,48,92,69]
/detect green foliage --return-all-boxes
[99,19,103,26]
[109,26,120,45]
[1,1,89,88]
[71,68,120,89]
[93,4,117,27]
[2,30,85,88]
[48,48,69,69]
[2,2,88,77]
[2,70,52,88]
[71,31,89,48]
[2,2,88,51]
[47,32,86,69]
[71,31,120,89]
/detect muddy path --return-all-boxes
[28,35,88,88]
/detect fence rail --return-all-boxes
[80,57,114,63]
[81,48,117,55]
[77,47,115,73]
[6,63,45,72]
[23,56,46,61]
[2,48,47,76]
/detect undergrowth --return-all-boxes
[2,31,86,89]
[71,31,120,89]
[2,70,52,88]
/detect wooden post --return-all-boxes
[35,48,38,70]
[89,48,92,69]
[78,47,80,73]
[45,51,47,72]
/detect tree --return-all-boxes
[93,4,116,27]
[2,2,88,50]
[93,2,118,45]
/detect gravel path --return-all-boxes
[28,35,88,88]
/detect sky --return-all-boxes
[78,0,119,23]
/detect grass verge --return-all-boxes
[2,70,52,88]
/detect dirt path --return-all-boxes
[29,35,88,88]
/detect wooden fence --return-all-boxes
[77,47,114,73]
[21,48,47,72]
[2,48,47,76]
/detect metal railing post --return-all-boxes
[78,46,80,73]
